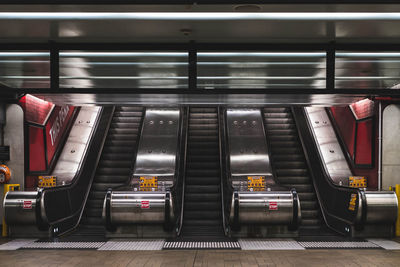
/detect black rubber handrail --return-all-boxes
[217,107,229,236]
[40,107,115,236]
[292,107,363,235]
[177,107,189,236]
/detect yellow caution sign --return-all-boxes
[247,176,265,191]
[139,176,158,191]
[395,185,400,237]
[349,176,367,188]
[348,193,357,211]
[38,176,57,188]
[2,184,20,237]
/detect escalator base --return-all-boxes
[1,239,399,250]
[163,241,241,249]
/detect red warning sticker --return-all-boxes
[269,201,278,211]
[23,200,33,210]
[141,200,150,209]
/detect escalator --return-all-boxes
[76,106,144,236]
[180,107,225,239]
[262,107,325,234]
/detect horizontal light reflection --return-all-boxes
[0,12,400,21]
[198,52,325,57]
[60,52,187,57]
[337,52,400,58]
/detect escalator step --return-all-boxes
[91,183,126,191]
[185,202,221,211]
[183,219,221,226]
[94,175,128,184]
[271,147,303,154]
[186,185,220,194]
[186,169,220,177]
[273,154,305,161]
[302,218,322,226]
[275,176,311,184]
[274,161,307,169]
[275,168,308,176]
[263,108,290,113]
[300,201,319,210]
[112,117,141,123]
[297,192,317,201]
[104,140,137,147]
[263,112,292,118]
[100,160,132,168]
[302,210,320,219]
[186,177,221,186]
[185,193,220,202]
[96,167,131,175]
[184,210,222,220]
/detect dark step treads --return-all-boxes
[80,106,144,229]
[263,107,324,232]
[184,202,221,211]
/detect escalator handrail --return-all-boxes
[291,107,363,230]
[177,107,189,236]
[40,107,115,234]
[218,107,229,236]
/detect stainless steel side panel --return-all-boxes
[230,191,295,224]
[133,109,180,179]
[364,191,398,224]
[226,109,274,188]
[4,191,39,225]
[106,191,174,224]
[305,107,352,186]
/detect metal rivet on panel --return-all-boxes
[329,150,334,153]
[243,120,247,125]
[234,120,238,125]
[86,121,90,123]
[159,120,164,124]
[71,150,75,153]
[149,120,154,124]
[252,121,257,125]
[315,121,319,124]
[168,121,173,124]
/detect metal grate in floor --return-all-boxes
[98,240,165,251]
[22,241,105,249]
[368,239,400,250]
[0,239,37,250]
[239,239,305,250]
[163,241,241,249]
[298,241,380,249]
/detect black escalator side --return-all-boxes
[43,107,114,236]
[262,107,326,234]
[77,107,145,236]
[181,107,225,239]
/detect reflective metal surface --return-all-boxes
[0,51,49,88]
[226,109,274,189]
[52,106,101,185]
[305,107,352,186]
[59,52,188,89]
[336,52,400,89]
[34,93,366,107]
[104,191,174,225]
[1,4,400,43]
[198,52,326,89]
[229,191,300,225]
[364,191,398,224]
[132,108,180,189]
[4,191,39,225]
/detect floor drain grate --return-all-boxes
[298,241,380,249]
[163,241,240,249]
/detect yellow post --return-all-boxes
[2,184,20,237]
[396,184,400,237]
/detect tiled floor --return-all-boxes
[1,248,400,266]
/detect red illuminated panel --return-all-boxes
[29,125,46,172]
[45,106,75,165]
[355,120,373,165]
[350,99,374,120]
[20,94,54,125]
[330,107,356,158]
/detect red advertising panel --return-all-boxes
[20,94,54,125]
[28,125,46,172]
[45,106,75,165]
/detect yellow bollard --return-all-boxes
[2,184,20,237]
[396,185,400,237]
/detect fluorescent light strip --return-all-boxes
[0,52,49,57]
[0,12,400,21]
[198,52,325,57]
[337,52,400,58]
[60,52,187,57]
